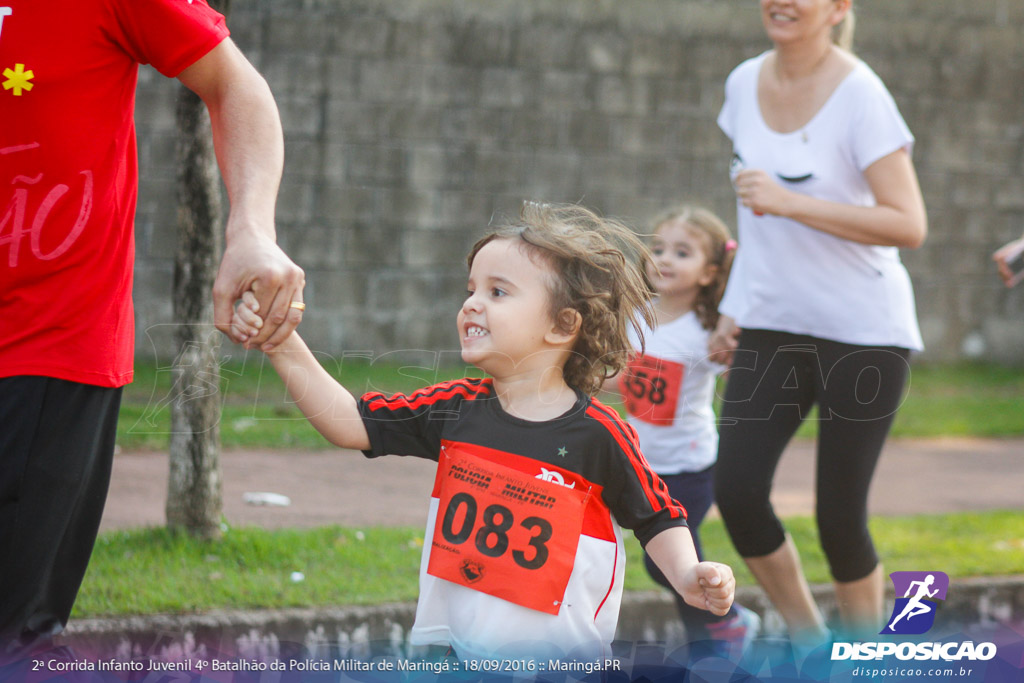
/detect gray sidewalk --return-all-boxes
[101,437,1023,532]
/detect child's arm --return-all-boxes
[645,526,735,616]
[232,293,371,450]
[708,314,740,368]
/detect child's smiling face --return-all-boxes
[648,221,716,299]
[458,238,564,378]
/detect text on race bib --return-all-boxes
[427,446,589,615]
[619,354,685,425]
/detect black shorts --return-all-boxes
[0,375,122,654]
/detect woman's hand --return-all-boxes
[733,168,791,217]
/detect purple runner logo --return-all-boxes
[881,571,949,635]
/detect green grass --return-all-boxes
[79,526,423,616]
[884,362,1024,437]
[794,362,1024,439]
[116,360,1024,451]
[76,511,1024,618]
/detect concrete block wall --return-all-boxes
[132,0,1024,365]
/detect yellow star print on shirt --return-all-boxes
[3,63,34,96]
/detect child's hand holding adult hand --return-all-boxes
[231,290,264,348]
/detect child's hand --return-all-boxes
[681,561,736,616]
[708,315,740,367]
[231,291,264,348]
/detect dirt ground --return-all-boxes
[100,436,1024,531]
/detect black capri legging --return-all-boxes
[714,329,911,583]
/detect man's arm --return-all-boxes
[177,38,305,350]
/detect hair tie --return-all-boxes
[724,239,737,253]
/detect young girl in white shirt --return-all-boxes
[606,205,758,658]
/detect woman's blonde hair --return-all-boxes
[467,202,656,396]
[649,205,735,331]
[833,1,856,52]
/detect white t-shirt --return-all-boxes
[717,52,924,350]
[622,311,725,474]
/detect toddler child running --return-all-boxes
[231,203,735,662]
[604,206,758,658]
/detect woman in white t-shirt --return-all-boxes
[709,0,927,648]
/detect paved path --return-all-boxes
[100,437,1022,531]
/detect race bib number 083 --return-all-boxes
[427,447,589,615]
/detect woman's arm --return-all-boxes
[734,148,927,248]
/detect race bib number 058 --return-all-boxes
[619,354,684,425]
[427,447,589,615]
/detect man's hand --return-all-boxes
[213,233,304,350]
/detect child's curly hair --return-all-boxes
[467,202,656,395]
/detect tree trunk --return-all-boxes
[165,28,228,538]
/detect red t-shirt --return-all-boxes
[0,0,229,387]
